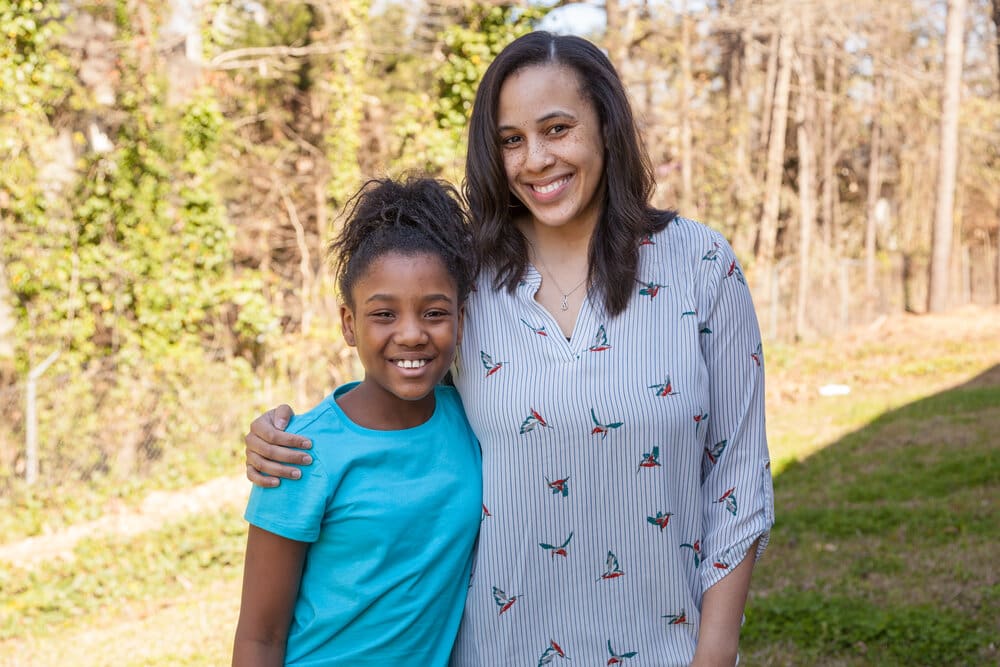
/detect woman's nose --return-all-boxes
[525,138,555,172]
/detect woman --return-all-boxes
[245,31,773,666]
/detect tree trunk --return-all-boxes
[757,32,792,268]
[864,78,883,315]
[730,29,756,260]
[795,44,816,340]
[993,0,1000,89]
[605,0,638,72]
[759,31,779,157]
[679,14,694,214]
[927,0,966,312]
[821,45,836,256]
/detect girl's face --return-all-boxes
[340,251,463,413]
[497,64,606,236]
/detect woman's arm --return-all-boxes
[245,405,313,487]
[691,538,760,667]
[232,526,308,666]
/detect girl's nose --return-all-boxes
[395,315,428,346]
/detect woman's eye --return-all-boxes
[426,309,449,318]
[548,124,568,135]
[501,135,521,147]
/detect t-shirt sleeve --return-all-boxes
[244,431,333,543]
[695,231,775,592]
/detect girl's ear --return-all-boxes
[456,303,466,346]
[340,304,357,347]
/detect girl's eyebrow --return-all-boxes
[498,110,577,132]
[364,293,455,304]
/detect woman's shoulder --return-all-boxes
[647,216,732,261]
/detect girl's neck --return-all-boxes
[337,381,436,431]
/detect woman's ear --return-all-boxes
[456,303,466,346]
[340,304,357,347]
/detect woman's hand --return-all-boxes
[244,405,313,487]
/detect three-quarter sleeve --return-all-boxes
[695,232,774,592]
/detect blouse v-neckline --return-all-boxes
[522,264,593,347]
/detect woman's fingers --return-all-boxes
[250,406,311,450]
[244,406,313,487]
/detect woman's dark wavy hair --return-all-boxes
[329,176,476,308]
[464,31,675,317]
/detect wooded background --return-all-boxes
[1,0,998,491]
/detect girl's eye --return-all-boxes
[547,124,568,135]
[371,311,394,320]
[426,309,449,318]
[501,135,521,147]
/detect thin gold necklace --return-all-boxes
[528,241,588,311]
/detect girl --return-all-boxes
[232,177,481,666]
[245,32,773,666]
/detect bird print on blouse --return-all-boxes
[588,324,613,352]
[590,408,623,439]
[545,475,570,497]
[662,610,692,626]
[702,242,721,261]
[520,318,548,336]
[647,511,674,531]
[606,640,638,664]
[705,439,728,464]
[492,586,522,616]
[726,258,747,284]
[680,540,703,568]
[693,410,709,434]
[537,640,570,666]
[519,408,551,434]
[636,446,662,472]
[715,487,738,516]
[648,376,680,397]
[598,551,625,580]
[638,280,667,299]
[539,532,574,559]
[751,342,763,367]
[480,350,508,377]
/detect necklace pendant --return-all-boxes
[560,294,569,311]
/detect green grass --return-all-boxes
[741,373,1000,666]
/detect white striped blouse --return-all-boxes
[449,218,774,666]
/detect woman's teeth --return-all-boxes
[533,177,569,194]
[396,359,427,369]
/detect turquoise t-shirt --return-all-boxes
[244,383,482,666]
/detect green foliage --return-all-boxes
[388,3,546,179]
[0,508,246,640]
[0,2,277,493]
[435,5,546,132]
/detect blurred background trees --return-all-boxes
[1,0,998,494]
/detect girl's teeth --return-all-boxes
[396,359,426,369]
[534,177,568,194]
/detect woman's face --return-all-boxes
[496,64,605,235]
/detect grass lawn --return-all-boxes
[1,308,998,665]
